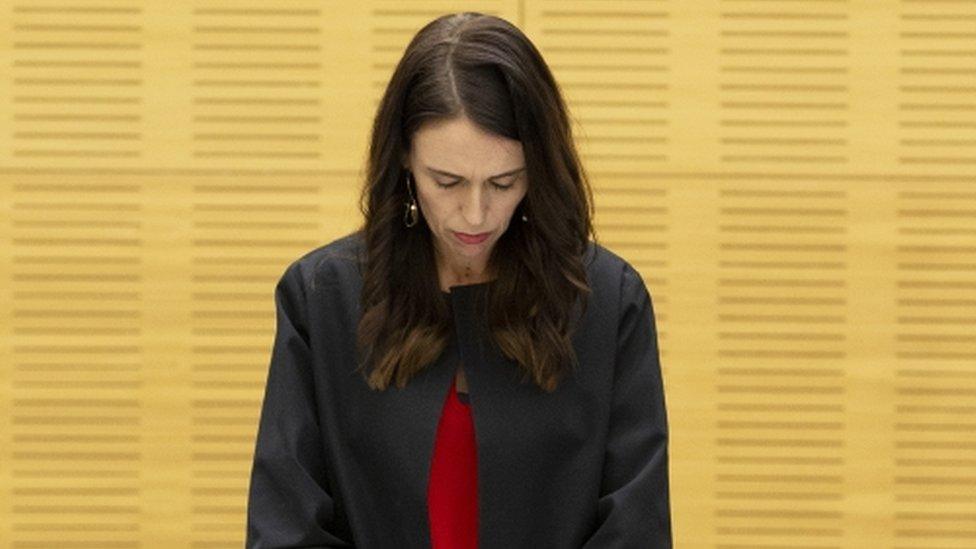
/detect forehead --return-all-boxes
[411,116,524,168]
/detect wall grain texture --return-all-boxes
[1,1,975,547]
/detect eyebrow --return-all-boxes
[424,165,526,181]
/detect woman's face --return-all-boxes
[405,115,527,278]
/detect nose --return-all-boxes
[460,184,487,228]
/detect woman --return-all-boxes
[246,12,671,549]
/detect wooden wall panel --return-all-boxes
[1,1,974,547]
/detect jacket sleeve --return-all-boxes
[583,263,672,548]
[246,261,354,548]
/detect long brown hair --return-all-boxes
[355,12,597,393]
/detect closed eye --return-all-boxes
[492,174,519,190]
[435,179,516,190]
[427,165,525,190]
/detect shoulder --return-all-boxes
[583,239,649,306]
[281,229,366,295]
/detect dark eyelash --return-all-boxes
[435,180,513,190]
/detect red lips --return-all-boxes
[454,231,490,244]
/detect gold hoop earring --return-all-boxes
[403,172,419,228]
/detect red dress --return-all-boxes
[427,372,478,548]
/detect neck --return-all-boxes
[436,253,494,291]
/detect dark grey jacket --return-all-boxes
[245,231,671,548]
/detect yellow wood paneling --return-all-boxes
[2,1,975,547]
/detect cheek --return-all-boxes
[416,193,444,222]
[504,194,526,217]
